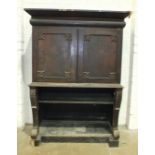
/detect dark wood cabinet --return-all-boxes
[34,27,122,83]
[25,8,130,147]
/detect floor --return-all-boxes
[17,126,138,155]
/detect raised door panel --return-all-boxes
[78,28,122,83]
[33,27,77,82]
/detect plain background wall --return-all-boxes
[17,0,137,129]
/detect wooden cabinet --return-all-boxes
[34,27,122,83]
[25,9,130,147]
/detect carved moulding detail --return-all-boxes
[37,70,45,78]
[38,33,72,41]
[64,33,72,41]
[84,35,91,41]
[38,33,46,40]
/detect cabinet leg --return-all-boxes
[108,136,119,147]
[31,128,40,146]
[31,128,38,139]
[112,129,120,139]
[33,135,41,146]
[108,129,120,147]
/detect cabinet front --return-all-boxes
[33,27,77,82]
[78,28,122,83]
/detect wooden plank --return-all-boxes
[29,82,123,89]
[38,100,113,104]
[41,136,110,143]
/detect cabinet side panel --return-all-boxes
[32,26,38,81]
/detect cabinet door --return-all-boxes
[78,28,122,83]
[33,27,77,82]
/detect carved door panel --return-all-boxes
[78,28,122,83]
[34,27,77,82]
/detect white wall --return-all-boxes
[126,6,138,129]
[138,1,155,154]
[17,0,137,129]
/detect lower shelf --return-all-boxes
[39,120,113,143]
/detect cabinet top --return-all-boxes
[24,8,130,27]
[24,8,130,20]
